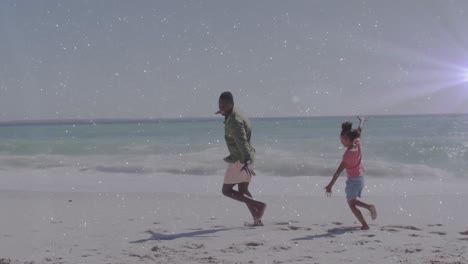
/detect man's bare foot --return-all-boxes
[361,225,370,230]
[369,205,377,220]
[257,202,267,219]
[244,219,264,227]
[251,202,266,219]
[254,219,264,226]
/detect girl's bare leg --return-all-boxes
[353,199,377,220]
[348,199,369,230]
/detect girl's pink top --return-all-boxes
[343,138,364,178]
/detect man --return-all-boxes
[216,91,266,226]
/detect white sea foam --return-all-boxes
[0,146,456,181]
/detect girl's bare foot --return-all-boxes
[361,225,370,230]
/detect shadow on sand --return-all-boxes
[130,228,237,243]
[291,226,360,241]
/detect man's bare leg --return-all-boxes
[223,183,266,225]
[238,182,266,224]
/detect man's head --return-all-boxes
[217,91,234,116]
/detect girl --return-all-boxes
[324,116,377,230]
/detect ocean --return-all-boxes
[0,114,466,182]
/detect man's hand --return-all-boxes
[240,160,256,177]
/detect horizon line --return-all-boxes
[0,112,465,126]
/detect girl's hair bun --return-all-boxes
[341,122,352,132]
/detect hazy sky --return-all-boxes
[1,0,468,120]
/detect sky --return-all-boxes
[1,0,468,121]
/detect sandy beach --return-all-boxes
[2,0,468,262]
[1,172,467,264]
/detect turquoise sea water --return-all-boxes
[0,114,466,179]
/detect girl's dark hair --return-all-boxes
[341,122,352,135]
[341,122,360,141]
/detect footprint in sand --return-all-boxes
[332,222,343,225]
[392,225,422,231]
[274,222,310,231]
[211,225,227,228]
[333,249,347,253]
[129,253,154,261]
[328,226,360,234]
[381,228,399,232]
[200,256,218,264]
[430,231,446,236]
[404,248,423,254]
[275,222,290,225]
[354,240,370,246]
[271,245,292,251]
[245,242,264,247]
[221,245,244,254]
[182,243,205,250]
[408,234,420,237]
[151,246,159,252]
[44,257,65,263]
[382,225,422,231]
[427,224,443,227]
[187,228,203,231]
[288,226,311,231]
[0,259,12,264]
[459,231,468,235]
[274,220,299,226]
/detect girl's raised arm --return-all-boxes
[357,116,366,133]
